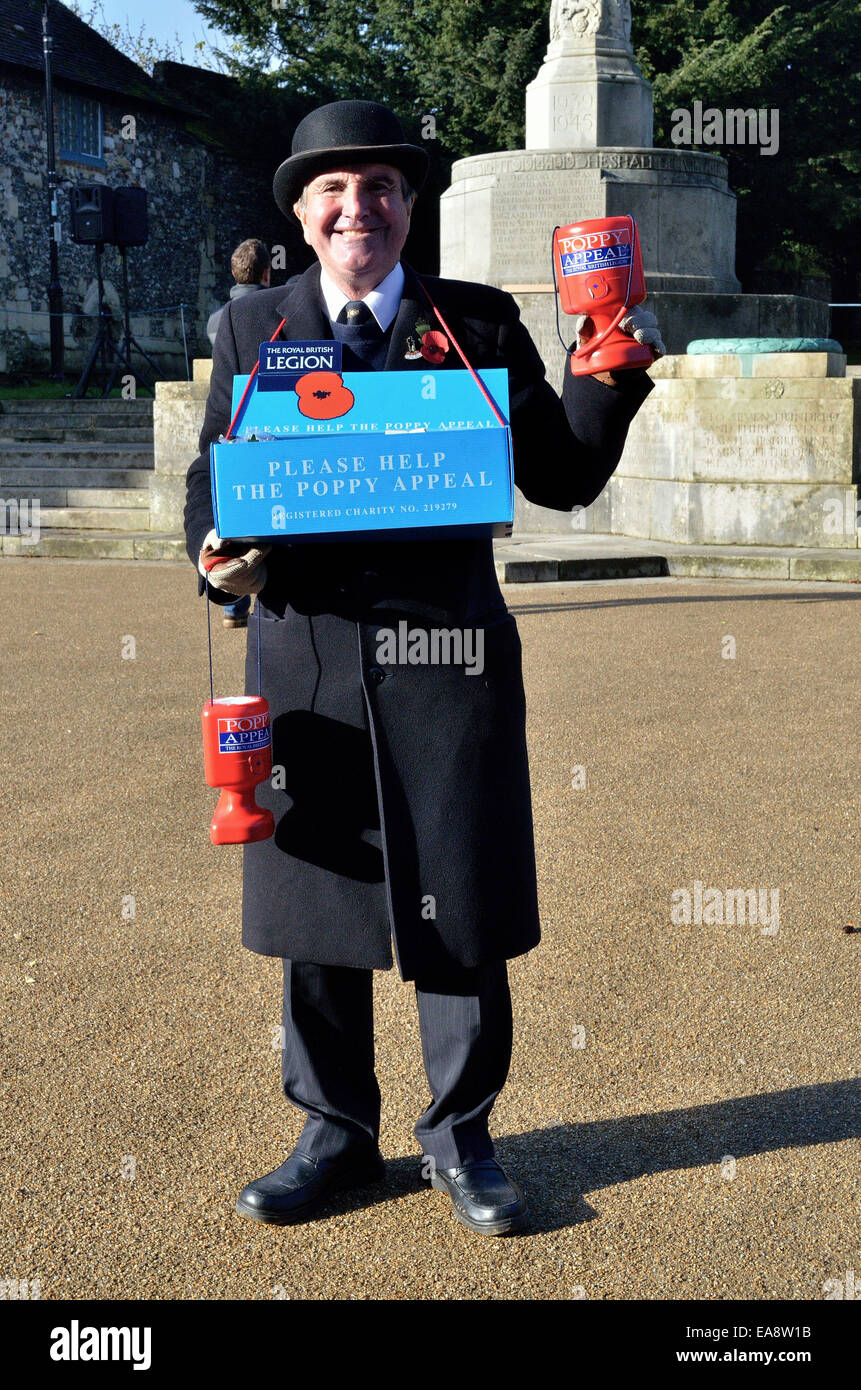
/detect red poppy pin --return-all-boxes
[405,318,449,364]
[421,329,449,364]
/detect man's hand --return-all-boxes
[572,305,666,386]
[618,307,666,357]
[573,306,666,359]
[198,528,271,596]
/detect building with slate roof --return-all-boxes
[0,0,302,380]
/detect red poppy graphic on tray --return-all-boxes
[420,330,449,364]
[295,371,354,420]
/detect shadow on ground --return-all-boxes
[287,1079,860,1234]
[508,590,861,618]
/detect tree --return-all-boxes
[633,0,860,293]
[190,0,548,151]
[189,0,858,292]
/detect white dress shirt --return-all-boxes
[318,262,405,332]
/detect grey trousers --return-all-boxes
[280,957,513,1168]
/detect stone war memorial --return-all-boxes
[150,0,859,578]
[436,0,859,569]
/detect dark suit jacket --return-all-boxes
[183,260,653,979]
[185,260,652,613]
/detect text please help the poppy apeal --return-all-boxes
[210,350,515,546]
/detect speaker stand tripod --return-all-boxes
[73,244,162,399]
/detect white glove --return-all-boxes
[574,306,666,358]
[619,306,666,356]
[197,528,270,596]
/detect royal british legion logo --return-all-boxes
[559,228,633,277]
[257,340,343,393]
[217,712,271,754]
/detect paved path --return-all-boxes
[1,560,858,1300]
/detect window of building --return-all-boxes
[58,90,104,167]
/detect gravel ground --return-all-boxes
[1,559,858,1301]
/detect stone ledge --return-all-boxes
[0,530,187,560]
[789,553,861,583]
[3,529,858,582]
[650,351,847,379]
[154,380,211,400]
[493,533,860,583]
[495,554,668,583]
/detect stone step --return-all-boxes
[36,505,151,530]
[0,423,154,442]
[0,529,186,560]
[492,534,861,584]
[0,406,153,422]
[0,443,153,470]
[0,427,66,443]
[0,399,153,416]
[0,465,153,488]
[8,487,151,508]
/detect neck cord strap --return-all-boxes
[225,316,287,440]
[415,277,509,427]
[204,581,263,706]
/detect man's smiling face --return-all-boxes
[294,163,415,298]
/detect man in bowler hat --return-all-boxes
[184,100,663,1235]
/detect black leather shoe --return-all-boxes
[425,1158,527,1235]
[236,1146,386,1225]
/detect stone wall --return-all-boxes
[517,352,860,547]
[0,67,292,380]
[150,359,212,533]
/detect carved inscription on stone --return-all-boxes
[552,91,594,136]
[453,151,727,181]
[696,407,845,432]
[692,405,850,479]
[488,175,601,275]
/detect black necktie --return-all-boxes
[331,298,388,370]
[337,300,374,326]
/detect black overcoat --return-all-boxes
[184,261,652,980]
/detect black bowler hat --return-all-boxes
[273,100,429,215]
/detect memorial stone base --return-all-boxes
[509,290,830,367]
[516,352,860,549]
[440,148,827,358]
[153,357,858,555]
[441,148,740,293]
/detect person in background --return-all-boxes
[207,238,272,349]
